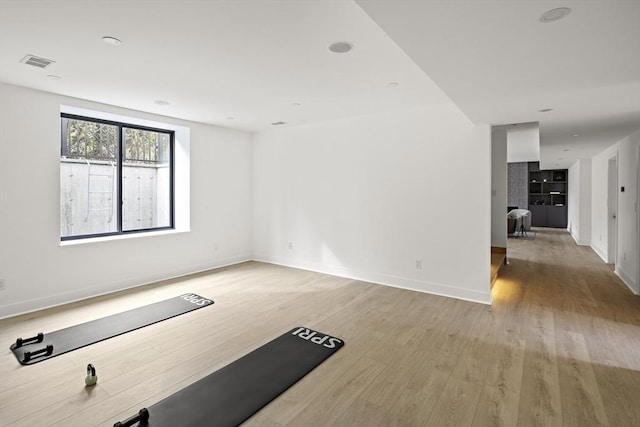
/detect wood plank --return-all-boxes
[425,377,483,427]
[0,227,638,427]
[516,308,563,427]
[556,330,609,427]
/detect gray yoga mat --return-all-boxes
[114,327,344,427]
[10,293,214,365]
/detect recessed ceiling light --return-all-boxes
[572,133,580,137]
[538,108,553,113]
[329,41,353,53]
[46,74,62,80]
[154,100,170,106]
[388,82,399,88]
[102,36,122,45]
[539,7,571,23]
[271,121,287,126]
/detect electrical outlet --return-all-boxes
[415,260,423,270]
[0,279,5,291]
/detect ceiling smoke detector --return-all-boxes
[539,7,571,23]
[20,54,55,69]
[329,41,353,53]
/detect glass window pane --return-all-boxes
[60,118,118,238]
[122,128,171,231]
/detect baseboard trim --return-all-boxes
[570,231,591,246]
[615,267,639,295]
[591,244,608,263]
[252,254,492,305]
[0,254,251,319]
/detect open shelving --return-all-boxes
[527,163,567,228]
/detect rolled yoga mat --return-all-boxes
[114,327,344,427]
[10,293,214,365]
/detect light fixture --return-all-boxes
[538,108,553,113]
[572,133,580,137]
[387,82,399,88]
[539,7,571,23]
[154,100,170,106]
[102,36,122,45]
[329,41,353,53]
[46,74,62,80]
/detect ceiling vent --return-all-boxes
[20,54,55,69]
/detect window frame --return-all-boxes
[60,113,175,241]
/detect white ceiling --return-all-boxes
[1,0,639,169]
[356,0,640,168]
[0,0,449,132]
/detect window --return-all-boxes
[60,114,174,240]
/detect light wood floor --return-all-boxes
[1,228,639,426]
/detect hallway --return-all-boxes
[493,227,640,426]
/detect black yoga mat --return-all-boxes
[115,327,344,427]
[10,293,213,365]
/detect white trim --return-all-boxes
[570,230,591,246]
[60,228,189,246]
[0,255,250,319]
[590,244,608,263]
[615,267,639,295]
[252,254,492,305]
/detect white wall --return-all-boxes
[615,130,639,293]
[0,83,253,317]
[252,104,492,304]
[591,149,610,260]
[568,162,579,238]
[506,122,539,163]
[491,128,507,248]
[568,159,592,245]
[590,129,639,294]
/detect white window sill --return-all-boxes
[60,228,189,246]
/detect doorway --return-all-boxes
[607,156,617,264]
